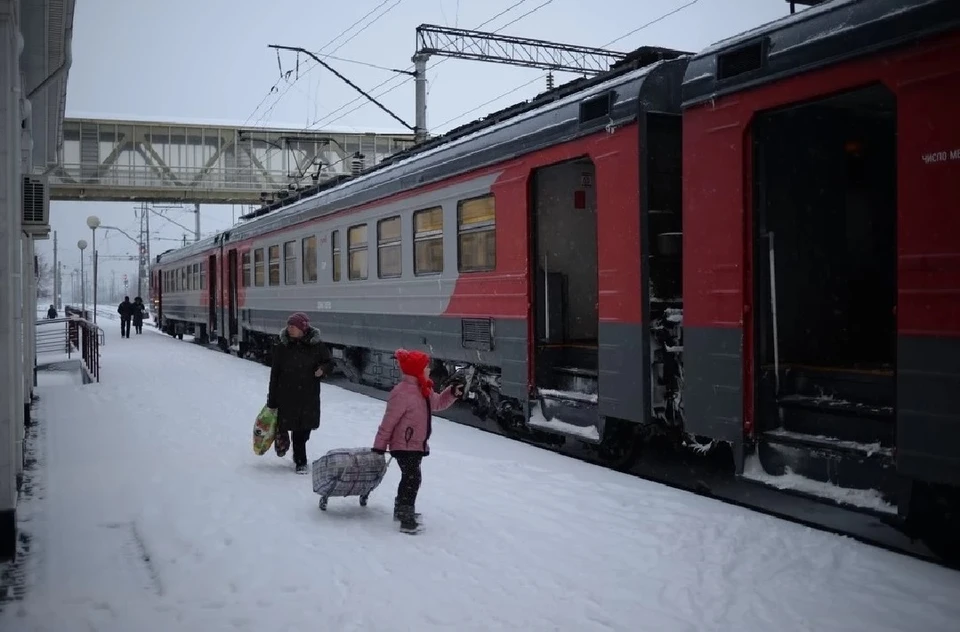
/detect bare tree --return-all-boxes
[35,252,53,299]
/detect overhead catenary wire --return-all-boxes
[254,0,407,127]
[253,0,537,136]
[243,0,404,128]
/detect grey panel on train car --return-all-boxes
[247,309,528,394]
[682,326,744,459]
[225,61,680,245]
[897,335,960,487]
[682,0,960,107]
[598,322,646,423]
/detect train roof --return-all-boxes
[153,234,220,265]
[682,0,960,107]
[221,50,690,244]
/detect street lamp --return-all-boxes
[78,239,88,318]
[86,215,101,323]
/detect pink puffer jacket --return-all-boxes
[373,376,457,455]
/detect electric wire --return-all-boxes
[243,0,401,127]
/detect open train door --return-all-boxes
[526,158,602,444]
[227,248,239,346]
[207,254,217,341]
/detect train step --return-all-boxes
[778,394,895,446]
[756,427,899,507]
[527,391,602,444]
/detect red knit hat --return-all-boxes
[287,312,310,332]
[395,349,433,398]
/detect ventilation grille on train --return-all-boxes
[461,318,493,351]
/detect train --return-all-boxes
[150,0,960,559]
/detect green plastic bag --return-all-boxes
[253,405,278,456]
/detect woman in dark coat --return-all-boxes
[266,312,334,474]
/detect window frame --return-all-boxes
[254,248,265,286]
[377,215,402,279]
[456,194,497,273]
[347,224,368,281]
[241,251,252,287]
[413,206,444,276]
[302,235,318,284]
[283,240,297,285]
[267,244,281,286]
[331,230,341,282]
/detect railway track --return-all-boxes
[171,327,955,570]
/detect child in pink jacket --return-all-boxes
[372,349,462,534]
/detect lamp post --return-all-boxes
[78,239,88,317]
[86,215,101,323]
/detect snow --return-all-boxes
[3,317,960,631]
[527,404,601,442]
[742,453,897,515]
[538,388,599,404]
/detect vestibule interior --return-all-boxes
[531,158,598,378]
[753,84,897,379]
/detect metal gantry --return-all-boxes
[49,117,417,204]
[414,24,628,74]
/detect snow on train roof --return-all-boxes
[226,60,668,238]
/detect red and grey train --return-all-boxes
[151,1,960,555]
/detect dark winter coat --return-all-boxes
[132,302,145,325]
[266,327,334,432]
[117,300,134,320]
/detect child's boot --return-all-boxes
[396,505,421,534]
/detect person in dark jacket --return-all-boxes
[117,296,134,338]
[132,296,146,334]
[266,312,334,474]
[46,304,57,319]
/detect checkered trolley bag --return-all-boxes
[311,447,392,511]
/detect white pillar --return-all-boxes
[0,0,24,560]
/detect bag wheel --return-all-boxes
[319,497,328,511]
[359,494,368,507]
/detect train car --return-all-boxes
[681,0,960,549]
[150,0,959,557]
[154,46,692,456]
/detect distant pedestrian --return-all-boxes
[371,349,462,534]
[117,296,134,338]
[266,312,334,474]
[46,304,57,319]
[132,296,146,334]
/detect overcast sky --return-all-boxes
[43,0,791,301]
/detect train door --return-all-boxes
[227,248,239,343]
[752,84,897,450]
[207,254,217,339]
[154,269,163,328]
[527,158,601,440]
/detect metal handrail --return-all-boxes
[36,309,104,382]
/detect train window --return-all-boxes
[200,262,206,290]
[283,240,297,285]
[302,236,317,284]
[414,207,443,276]
[331,230,341,282]
[181,267,187,291]
[268,245,281,286]
[377,216,402,279]
[457,195,496,272]
[254,248,265,286]
[348,224,368,281]
[192,263,200,290]
[242,252,252,287]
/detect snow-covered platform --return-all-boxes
[2,317,960,631]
